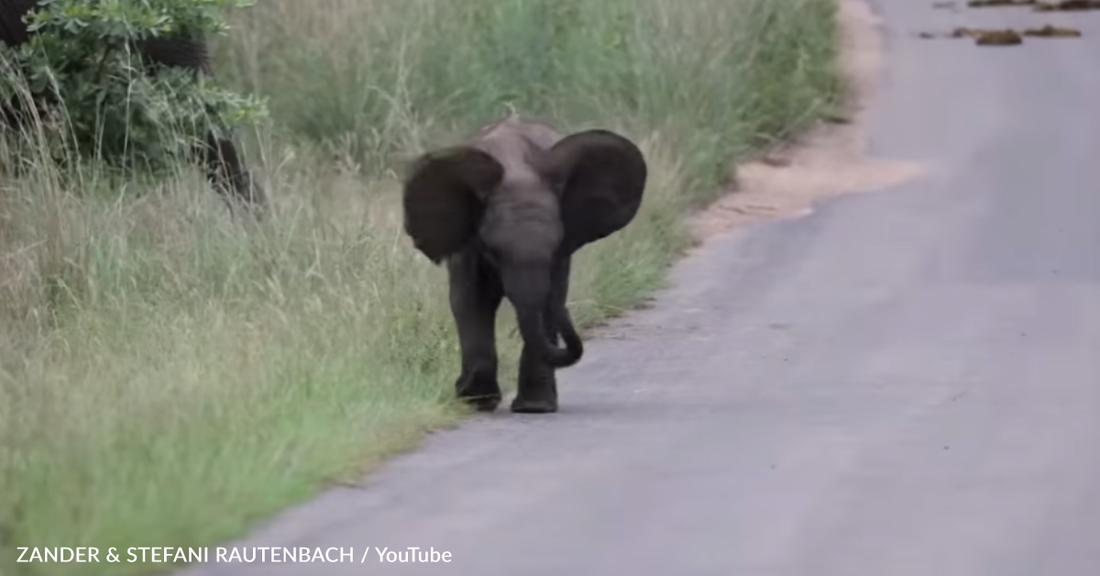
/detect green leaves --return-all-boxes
[4,0,267,186]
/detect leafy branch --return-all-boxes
[2,0,268,184]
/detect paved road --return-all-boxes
[180,0,1100,574]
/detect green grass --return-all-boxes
[0,0,842,574]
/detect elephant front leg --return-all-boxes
[511,257,573,414]
[448,254,504,412]
[511,328,560,414]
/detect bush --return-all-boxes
[0,0,266,182]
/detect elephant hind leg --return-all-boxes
[200,129,267,214]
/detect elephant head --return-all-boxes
[403,117,647,368]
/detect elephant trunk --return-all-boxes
[505,265,583,369]
[515,304,583,369]
[554,305,584,365]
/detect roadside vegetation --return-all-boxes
[0,0,841,574]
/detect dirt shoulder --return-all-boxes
[689,0,926,243]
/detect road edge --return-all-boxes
[688,0,925,246]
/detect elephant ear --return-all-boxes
[547,129,648,254]
[402,146,504,264]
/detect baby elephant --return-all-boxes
[402,114,647,413]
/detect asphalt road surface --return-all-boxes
[179,0,1100,574]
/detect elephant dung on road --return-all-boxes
[0,0,266,212]
[402,114,648,413]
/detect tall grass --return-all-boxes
[0,0,841,574]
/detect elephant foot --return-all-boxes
[455,372,502,412]
[510,396,558,414]
[514,349,563,411]
[512,360,559,414]
[460,392,502,413]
